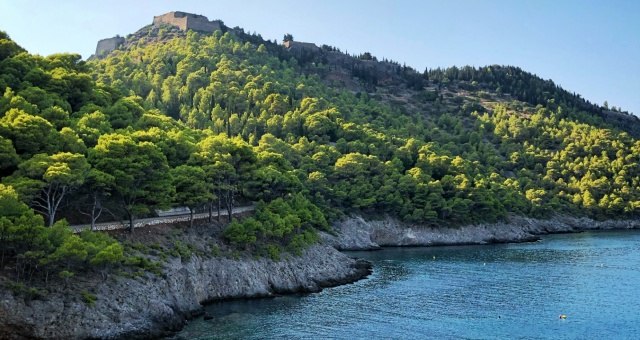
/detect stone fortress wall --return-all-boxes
[95,36,124,56]
[93,11,223,59]
[283,40,320,52]
[152,11,222,32]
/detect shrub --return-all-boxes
[222,194,325,255]
[81,290,97,307]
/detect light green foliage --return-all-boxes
[190,134,256,220]
[90,133,174,231]
[1,109,59,157]
[4,152,90,226]
[0,23,639,283]
[223,194,326,255]
[170,164,213,226]
[170,165,213,208]
[0,184,45,264]
[39,106,70,130]
[58,127,87,154]
[477,105,640,219]
[0,34,130,285]
[84,28,640,226]
[0,31,25,62]
[245,149,302,201]
[105,96,144,129]
[0,198,123,283]
[74,110,112,147]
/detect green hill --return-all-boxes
[1,17,640,282]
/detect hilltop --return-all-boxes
[94,11,638,134]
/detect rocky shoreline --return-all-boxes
[0,245,371,339]
[3,214,640,339]
[323,214,640,250]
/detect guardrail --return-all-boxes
[70,205,255,233]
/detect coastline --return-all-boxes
[323,214,640,250]
[0,244,371,339]
[2,214,639,339]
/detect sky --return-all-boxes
[1,0,638,115]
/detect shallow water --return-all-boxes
[175,230,640,339]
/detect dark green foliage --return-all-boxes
[1,23,640,284]
[427,65,639,136]
[4,281,46,300]
[223,194,325,254]
[123,255,163,276]
[0,183,123,284]
[169,240,194,260]
[81,290,97,307]
[170,164,213,226]
[89,133,174,231]
[81,29,640,224]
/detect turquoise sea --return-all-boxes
[176,230,640,339]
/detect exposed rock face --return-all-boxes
[4,213,637,339]
[323,215,640,250]
[0,245,371,339]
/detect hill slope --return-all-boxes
[88,24,640,225]
[2,21,640,235]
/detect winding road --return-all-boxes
[71,205,255,233]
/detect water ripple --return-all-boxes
[175,230,640,340]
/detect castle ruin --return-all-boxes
[152,11,222,33]
[95,36,124,57]
[283,40,320,52]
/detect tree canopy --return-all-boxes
[1,25,640,282]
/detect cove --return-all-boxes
[175,230,640,339]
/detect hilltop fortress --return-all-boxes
[93,11,223,58]
[94,10,328,60]
[283,40,320,53]
[95,36,125,57]
[91,10,403,89]
[152,11,222,32]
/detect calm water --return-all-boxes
[175,230,640,339]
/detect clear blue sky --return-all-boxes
[1,0,638,115]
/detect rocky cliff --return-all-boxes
[323,214,640,250]
[3,214,639,339]
[0,245,371,339]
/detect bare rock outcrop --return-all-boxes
[323,215,640,250]
[0,245,371,339]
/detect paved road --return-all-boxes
[71,205,255,232]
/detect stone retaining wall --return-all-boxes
[71,205,255,232]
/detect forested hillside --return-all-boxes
[87,27,640,223]
[1,22,640,286]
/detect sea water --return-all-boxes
[175,230,640,339]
